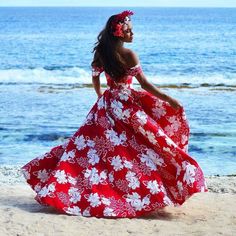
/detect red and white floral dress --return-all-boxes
[21,64,208,218]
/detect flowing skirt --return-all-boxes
[21,87,208,218]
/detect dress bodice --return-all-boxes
[105,73,133,89]
[92,64,142,89]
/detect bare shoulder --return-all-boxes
[121,48,140,68]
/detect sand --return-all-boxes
[0,174,236,236]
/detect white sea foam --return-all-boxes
[147,74,236,87]
[0,67,95,84]
[0,67,235,87]
[0,165,25,184]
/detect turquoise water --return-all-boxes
[0,7,235,176]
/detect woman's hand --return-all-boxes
[97,91,103,98]
[167,97,183,111]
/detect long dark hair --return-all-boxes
[91,15,126,80]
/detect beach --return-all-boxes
[1,6,236,236]
[0,173,235,236]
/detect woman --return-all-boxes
[21,10,208,218]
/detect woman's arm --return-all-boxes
[91,56,104,98]
[136,73,182,110]
[91,52,104,98]
[92,75,103,98]
[127,50,182,111]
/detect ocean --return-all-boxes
[0,7,235,177]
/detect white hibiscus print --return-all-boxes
[164,125,174,137]
[146,131,157,144]
[104,207,116,217]
[107,115,115,126]
[152,106,166,119]
[97,96,104,110]
[165,136,177,148]
[170,158,182,177]
[68,187,81,203]
[123,160,133,169]
[21,169,30,180]
[118,89,131,101]
[147,180,162,194]
[182,161,196,186]
[140,153,157,171]
[111,155,124,171]
[60,150,76,162]
[84,167,100,185]
[126,192,150,211]
[88,193,101,207]
[105,129,127,146]
[108,172,114,183]
[54,170,67,184]
[65,206,82,216]
[111,100,123,111]
[38,183,55,198]
[74,135,86,150]
[34,183,42,193]
[37,169,49,183]
[121,109,131,120]
[87,149,100,165]
[136,110,148,125]
[125,171,140,190]
[100,171,108,182]
[86,112,94,122]
[82,208,91,217]
[138,127,157,145]
[87,139,95,148]
[181,134,188,145]
[111,99,130,120]
[38,187,48,197]
[141,148,164,169]
[48,183,56,192]
[68,175,77,185]
[101,197,111,206]
[163,195,174,206]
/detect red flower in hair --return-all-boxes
[111,10,134,38]
[115,10,134,22]
[113,24,124,37]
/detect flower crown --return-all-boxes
[111,10,134,37]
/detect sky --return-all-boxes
[0,0,236,7]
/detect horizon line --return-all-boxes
[0,6,236,8]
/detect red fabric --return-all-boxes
[21,65,208,218]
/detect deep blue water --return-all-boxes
[0,7,235,176]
